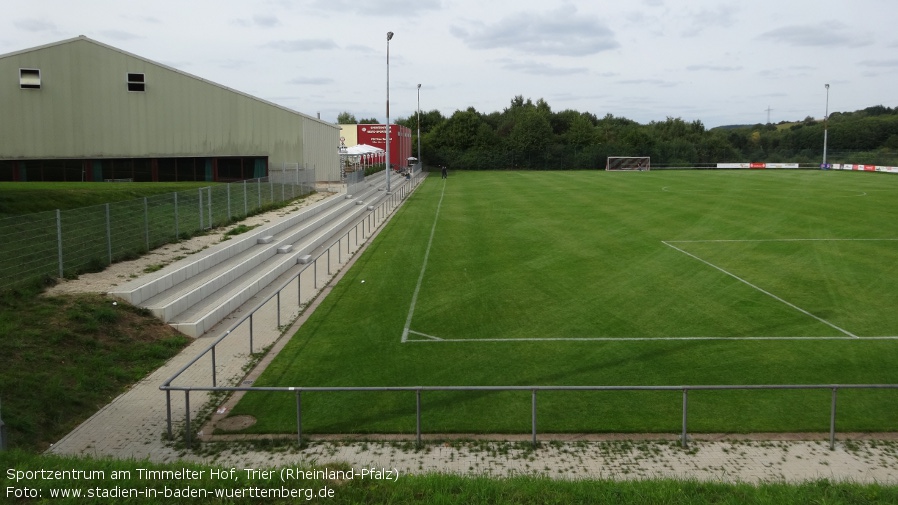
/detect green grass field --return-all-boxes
[228,170,898,435]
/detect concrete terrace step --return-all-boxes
[137,187,381,323]
[110,172,409,338]
[108,189,351,306]
[168,187,393,337]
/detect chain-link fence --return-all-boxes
[0,170,316,290]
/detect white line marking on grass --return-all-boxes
[401,180,448,343]
[667,238,898,244]
[662,240,859,339]
[407,330,444,341]
[403,336,898,343]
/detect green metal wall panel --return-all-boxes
[0,37,340,180]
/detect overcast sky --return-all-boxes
[4,0,897,127]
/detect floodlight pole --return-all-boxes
[823,83,830,168]
[385,31,394,193]
[417,84,422,170]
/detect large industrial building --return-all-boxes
[0,36,341,182]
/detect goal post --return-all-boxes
[606,157,651,171]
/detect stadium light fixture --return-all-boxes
[823,83,830,169]
[417,84,422,170]
[386,31,394,193]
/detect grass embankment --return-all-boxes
[0,181,214,217]
[2,450,896,504]
[0,286,189,451]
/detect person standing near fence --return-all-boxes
[441,165,448,179]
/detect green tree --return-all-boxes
[336,112,357,124]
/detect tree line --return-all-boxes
[340,97,898,170]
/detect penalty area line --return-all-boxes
[401,180,448,343]
[402,336,898,343]
[662,240,859,339]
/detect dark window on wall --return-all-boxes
[127,72,145,92]
[19,68,41,89]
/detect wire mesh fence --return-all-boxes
[0,169,316,290]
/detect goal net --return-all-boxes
[606,157,651,171]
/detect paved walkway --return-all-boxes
[47,176,898,484]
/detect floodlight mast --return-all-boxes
[386,31,394,193]
[823,83,830,168]
[417,84,422,169]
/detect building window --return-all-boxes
[127,72,145,92]
[19,68,41,89]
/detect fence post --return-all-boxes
[174,192,180,240]
[416,389,422,447]
[249,314,254,354]
[296,391,302,444]
[227,183,231,222]
[105,203,112,265]
[211,346,217,387]
[144,197,150,251]
[0,398,7,451]
[56,209,64,278]
[830,387,838,450]
[184,390,191,448]
[681,388,689,449]
[531,389,538,448]
[198,187,203,230]
[165,390,172,440]
[207,187,213,228]
[244,180,248,217]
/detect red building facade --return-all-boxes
[356,124,412,169]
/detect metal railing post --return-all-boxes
[165,390,172,440]
[56,209,64,278]
[296,391,302,444]
[211,346,217,387]
[184,390,191,448]
[105,203,112,265]
[144,197,149,251]
[0,398,7,451]
[416,389,422,447]
[830,387,838,450]
[277,292,281,328]
[249,314,254,354]
[174,192,179,240]
[681,388,689,449]
[532,389,538,448]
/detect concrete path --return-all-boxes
[47,176,898,484]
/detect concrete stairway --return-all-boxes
[110,172,407,337]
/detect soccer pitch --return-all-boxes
[229,170,898,435]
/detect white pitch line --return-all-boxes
[662,241,859,338]
[404,336,898,343]
[667,238,898,244]
[401,180,448,343]
[407,330,444,341]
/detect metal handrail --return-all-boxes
[159,170,425,433]
[163,382,898,451]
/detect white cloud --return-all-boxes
[452,5,618,57]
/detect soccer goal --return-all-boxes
[606,157,651,171]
